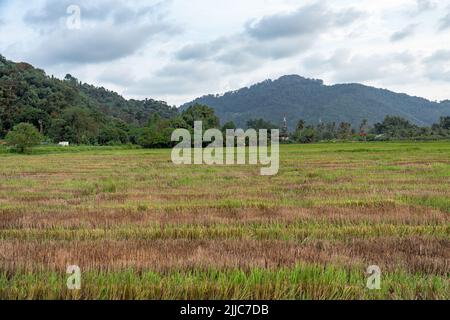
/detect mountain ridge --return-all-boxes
[181,75,450,128]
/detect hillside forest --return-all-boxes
[1,55,450,151]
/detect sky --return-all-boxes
[0,0,450,106]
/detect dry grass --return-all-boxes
[0,141,449,299]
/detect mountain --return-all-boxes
[0,55,178,139]
[181,75,450,129]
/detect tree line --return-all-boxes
[5,106,450,153]
[3,104,220,152]
[290,116,450,143]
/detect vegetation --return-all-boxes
[182,75,450,128]
[5,122,42,153]
[131,104,221,148]
[0,55,448,300]
[246,118,278,131]
[0,141,448,299]
[1,55,450,149]
[0,54,224,149]
[291,116,450,144]
[0,55,177,145]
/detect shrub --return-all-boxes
[5,123,43,153]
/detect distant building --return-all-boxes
[58,142,70,147]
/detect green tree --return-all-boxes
[5,123,43,153]
[62,107,99,144]
[222,121,237,132]
[98,125,128,145]
[182,104,220,130]
[137,127,169,148]
[17,107,50,134]
[168,116,189,130]
[337,122,352,140]
[323,122,337,140]
[298,126,316,144]
[438,116,450,130]
[293,120,305,142]
[48,118,75,142]
[246,118,278,130]
[135,113,183,148]
[373,116,419,138]
[296,119,305,132]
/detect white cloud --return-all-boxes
[0,0,450,105]
[390,23,419,41]
[303,49,417,83]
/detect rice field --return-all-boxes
[0,141,448,300]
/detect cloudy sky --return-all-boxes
[1,0,450,106]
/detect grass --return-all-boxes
[0,141,448,300]
[0,265,446,300]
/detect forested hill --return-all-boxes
[181,75,450,128]
[0,55,177,140]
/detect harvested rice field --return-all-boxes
[0,141,448,299]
